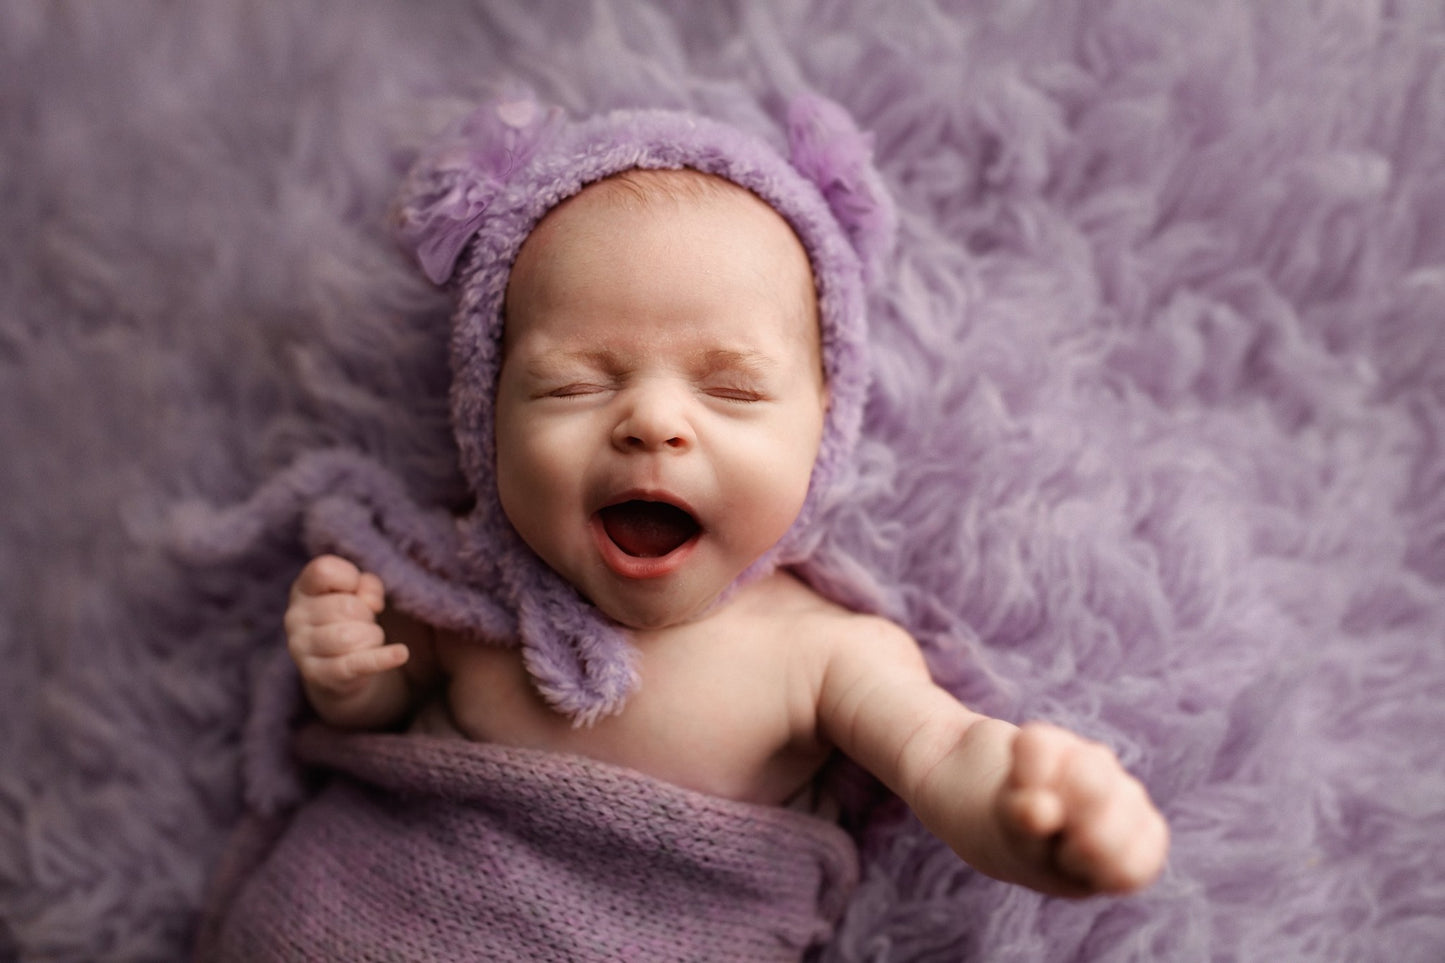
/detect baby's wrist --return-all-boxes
[303,669,411,731]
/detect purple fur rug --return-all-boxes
[4,1,1443,960]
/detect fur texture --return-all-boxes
[3,1,1444,960]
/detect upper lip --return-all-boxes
[595,487,703,528]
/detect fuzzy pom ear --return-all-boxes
[786,92,897,284]
[392,90,565,284]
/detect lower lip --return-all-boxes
[589,516,701,580]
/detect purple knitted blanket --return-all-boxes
[197,726,858,962]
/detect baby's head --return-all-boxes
[496,169,827,630]
[394,93,893,719]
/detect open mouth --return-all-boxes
[598,500,701,558]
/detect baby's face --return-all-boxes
[495,173,828,630]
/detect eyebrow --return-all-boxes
[695,348,777,378]
[524,349,618,377]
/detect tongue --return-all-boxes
[600,501,700,558]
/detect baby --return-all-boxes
[283,156,1168,899]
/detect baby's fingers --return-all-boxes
[1001,786,1067,839]
[301,643,411,694]
[295,618,386,658]
[356,571,385,614]
[292,556,385,613]
[1001,722,1078,837]
[293,555,365,599]
[1004,722,1168,895]
[1009,722,1077,789]
[286,590,384,639]
[1055,769,1169,893]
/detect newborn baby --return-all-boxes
[285,162,1168,899]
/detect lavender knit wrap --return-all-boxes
[180,93,894,724]
[197,727,859,961]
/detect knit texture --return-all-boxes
[199,726,858,962]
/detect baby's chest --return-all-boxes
[435,630,827,804]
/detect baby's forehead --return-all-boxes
[507,167,821,330]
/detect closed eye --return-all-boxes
[542,382,610,399]
[694,348,777,404]
[704,385,766,403]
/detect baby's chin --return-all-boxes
[590,553,786,634]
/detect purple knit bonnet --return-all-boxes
[391,91,894,723]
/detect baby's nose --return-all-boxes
[612,383,695,453]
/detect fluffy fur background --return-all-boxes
[4,1,1444,960]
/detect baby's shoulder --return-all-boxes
[744,571,922,669]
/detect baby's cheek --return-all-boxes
[496,432,563,526]
[730,446,816,544]
[499,437,573,509]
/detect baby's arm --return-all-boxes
[816,619,1168,897]
[284,555,438,730]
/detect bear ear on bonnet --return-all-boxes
[391,89,895,287]
[784,92,896,285]
[391,92,566,286]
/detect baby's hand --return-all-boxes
[997,722,1169,897]
[285,555,409,699]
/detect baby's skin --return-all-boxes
[285,170,1169,899]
